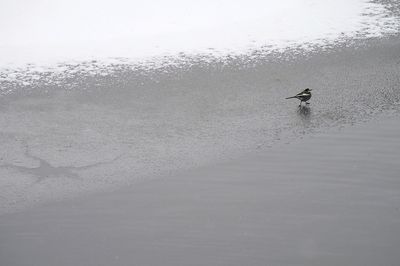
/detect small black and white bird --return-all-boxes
[286,88,312,106]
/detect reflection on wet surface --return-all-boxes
[297,105,311,119]
[0,37,400,213]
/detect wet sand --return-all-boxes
[1,36,400,214]
[1,4,400,263]
[1,113,399,266]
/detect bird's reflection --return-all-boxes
[297,105,311,119]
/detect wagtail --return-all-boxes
[286,88,312,106]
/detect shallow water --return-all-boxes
[0,1,400,213]
[1,36,400,214]
[1,113,399,266]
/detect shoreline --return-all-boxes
[1,2,400,265]
[1,112,399,265]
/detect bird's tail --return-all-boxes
[285,96,296,99]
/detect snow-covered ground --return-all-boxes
[0,0,398,68]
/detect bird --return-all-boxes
[285,88,312,106]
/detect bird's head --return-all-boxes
[304,88,312,92]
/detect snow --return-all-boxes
[0,0,398,69]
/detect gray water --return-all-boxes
[0,36,400,213]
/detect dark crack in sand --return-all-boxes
[1,141,122,183]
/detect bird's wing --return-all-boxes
[296,93,309,97]
[296,90,307,96]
